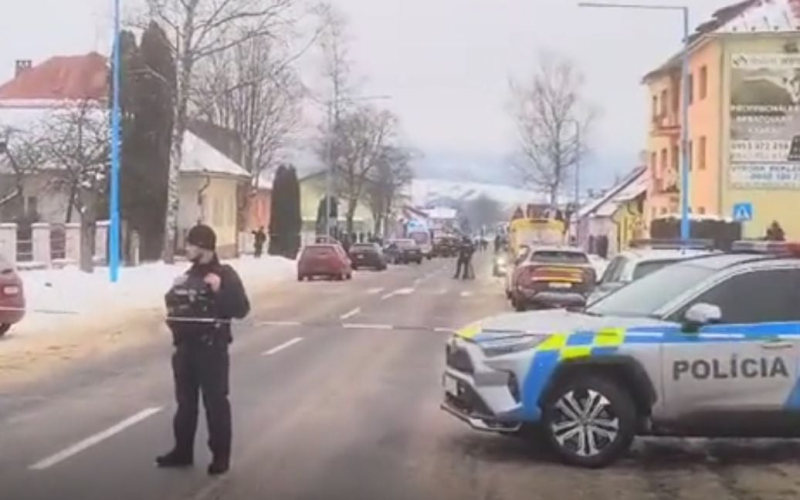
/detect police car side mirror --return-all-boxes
[683,303,722,333]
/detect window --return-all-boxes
[531,251,589,265]
[688,140,693,171]
[652,95,658,119]
[687,73,694,104]
[660,207,668,215]
[650,152,657,175]
[600,256,628,284]
[672,145,680,171]
[698,207,706,215]
[699,66,708,100]
[588,262,716,318]
[660,148,668,175]
[632,259,678,281]
[660,89,668,116]
[25,196,37,216]
[680,269,800,324]
[698,136,707,170]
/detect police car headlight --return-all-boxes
[495,256,507,266]
[477,334,547,357]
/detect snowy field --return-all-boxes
[13,255,297,336]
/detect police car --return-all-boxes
[592,239,717,300]
[441,240,800,468]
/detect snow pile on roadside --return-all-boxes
[589,255,609,277]
[14,255,296,335]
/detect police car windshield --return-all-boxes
[586,262,715,318]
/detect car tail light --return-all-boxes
[530,265,584,283]
[2,285,20,296]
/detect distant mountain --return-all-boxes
[413,151,517,185]
[408,178,548,211]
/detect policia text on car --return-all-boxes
[673,356,789,381]
[157,224,250,476]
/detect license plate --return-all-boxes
[549,282,572,289]
[443,375,459,396]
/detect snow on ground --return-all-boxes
[14,255,296,336]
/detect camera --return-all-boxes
[165,276,219,341]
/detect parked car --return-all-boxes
[349,243,387,271]
[0,256,25,337]
[591,240,717,301]
[433,236,459,258]
[508,246,596,311]
[384,239,424,264]
[297,244,353,281]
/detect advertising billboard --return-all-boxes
[729,53,800,189]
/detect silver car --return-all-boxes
[442,242,800,467]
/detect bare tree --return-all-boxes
[37,100,110,272]
[330,106,398,235]
[144,0,295,262]
[365,145,414,237]
[0,127,45,213]
[510,51,595,206]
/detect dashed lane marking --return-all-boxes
[342,323,393,330]
[262,337,304,356]
[380,287,415,300]
[340,307,361,320]
[257,320,302,327]
[367,287,385,295]
[29,407,163,470]
[460,291,473,297]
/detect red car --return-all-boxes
[298,243,353,281]
[0,255,25,336]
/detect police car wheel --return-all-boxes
[543,377,636,468]
[0,324,9,337]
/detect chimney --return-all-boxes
[15,60,32,78]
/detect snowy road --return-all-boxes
[2,255,800,500]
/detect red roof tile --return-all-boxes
[0,52,108,101]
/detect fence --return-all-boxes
[0,222,83,269]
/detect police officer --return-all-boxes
[157,224,250,476]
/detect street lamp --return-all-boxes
[109,0,122,282]
[323,94,392,238]
[578,2,691,241]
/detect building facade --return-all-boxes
[643,0,800,238]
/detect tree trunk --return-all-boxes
[163,14,196,263]
[346,198,358,236]
[79,203,97,273]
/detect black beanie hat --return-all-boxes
[187,224,217,251]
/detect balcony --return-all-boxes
[650,112,681,137]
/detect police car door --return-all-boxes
[661,266,800,430]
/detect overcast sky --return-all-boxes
[0,0,736,188]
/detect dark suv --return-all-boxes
[349,243,387,271]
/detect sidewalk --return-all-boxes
[0,255,296,386]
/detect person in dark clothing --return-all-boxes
[252,226,266,258]
[766,221,786,241]
[453,236,475,279]
[157,224,250,476]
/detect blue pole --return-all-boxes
[679,6,690,241]
[109,0,121,282]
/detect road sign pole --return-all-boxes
[109,0,122,283]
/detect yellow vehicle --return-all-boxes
[508,217,566,258]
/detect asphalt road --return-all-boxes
[3,254,800,500]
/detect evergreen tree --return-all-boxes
[119,22,175,262]
[268,165,287,255]
[284,166,302,258]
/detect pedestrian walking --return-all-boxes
[158,224,250,476]
[252,226,266,258]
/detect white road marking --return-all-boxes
[460,291,473,297]
[29,407,163,470]
[367,287,385,295]
[381,287,415,300]
[435,327,455,333]
[262,337,304,356]
[257,320,302,327]
[340,307,361,320]
[342,323,393,330]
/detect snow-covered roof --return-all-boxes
[180,131,249,178]
[423,207,458,220]
[578,167,646,219]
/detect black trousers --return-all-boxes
[454,258,472,279]
[171,341,231,459]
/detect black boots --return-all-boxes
[155,450,193,468]
[207,455,230,476]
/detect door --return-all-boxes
[661,268,800,428]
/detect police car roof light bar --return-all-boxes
[629,238,714,250]
[731,240,800,257]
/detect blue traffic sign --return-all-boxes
[732,202,753,222]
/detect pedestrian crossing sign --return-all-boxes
[733,202,753,222]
